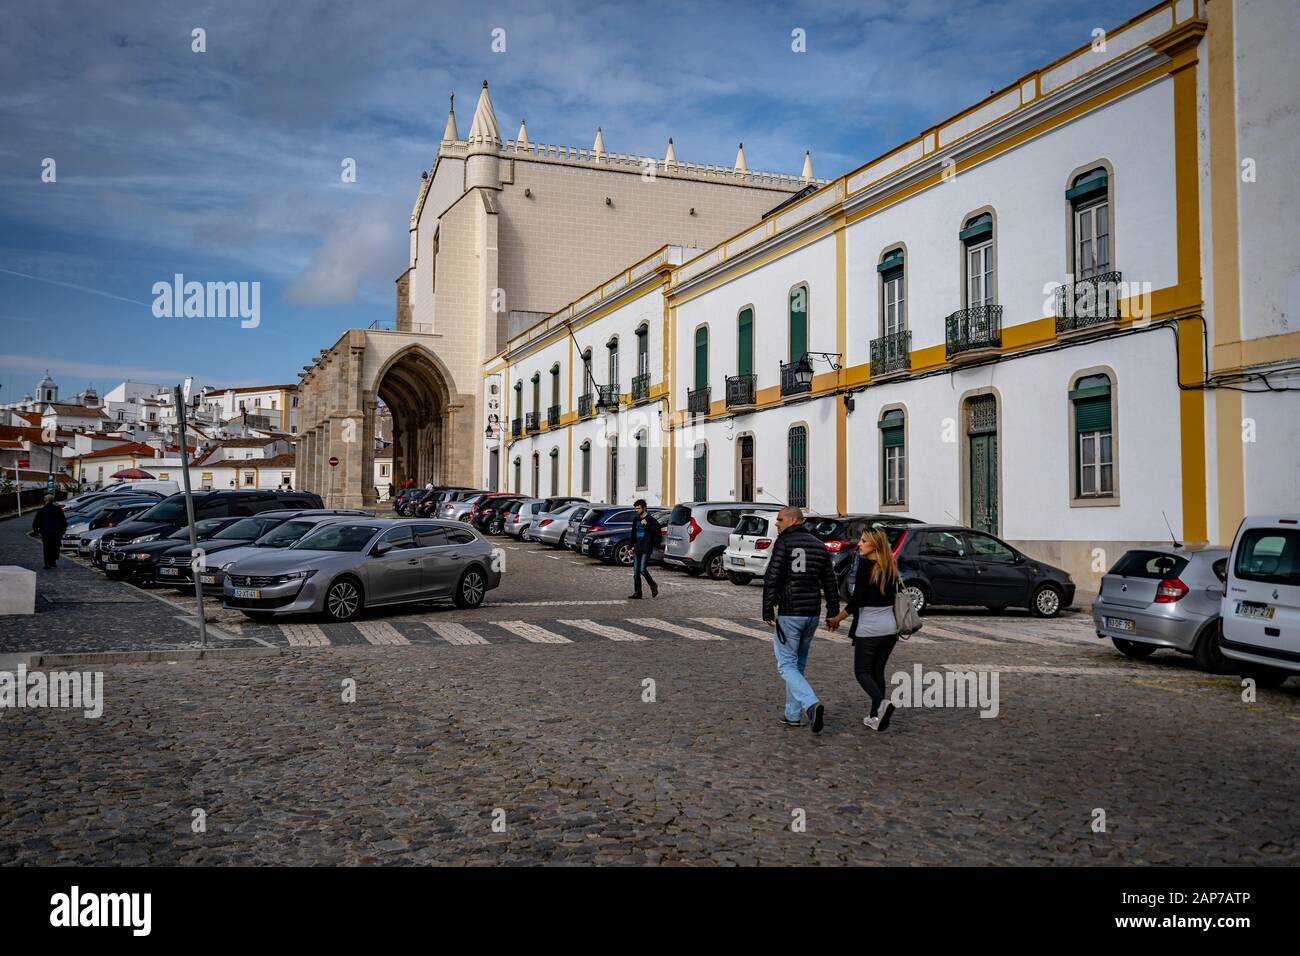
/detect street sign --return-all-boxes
[329,456,339,467]
[17,459,29,468]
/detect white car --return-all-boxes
[722,512,778,585]
[1219,514,1299,688]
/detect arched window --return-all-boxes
[635,430,648,489]
[787,424,808,508]
[580,439,592,494]
[606,336,619,390]
[530,451,540,497]
[549,363,561,417]
[549,447,560,496]
[960,213,995,308]
[788,284,809,362]
[693,442,708,501]
[1071,373,1114,498]
[694,326,709,391]
[635,323,649,376]
[581,349,593,400]
[512,456,521,493]
[879,408,906,507]
[737,307,754,377]
[530,371,541,419]
[878,248,905,337]
[1068,167,1111,279]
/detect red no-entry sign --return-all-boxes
[328,456,339,467]
[18,459,30,468]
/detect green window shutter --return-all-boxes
[877,251,904,279]
[636,436,647,487]
[737,308,754,377]
[1066,172,1108,202]
[1074,396,1111,433]
[694,327,709,391]
[581,445,591,491]
[959,219,993,243]
[881,423,904,448]
[789,287,808,361]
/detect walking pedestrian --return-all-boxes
[387,482,395,501]
[762,505,840,734]
[827,528,902,731]
[30,494,67,570]
[627,499,660,599]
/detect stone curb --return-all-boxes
[23,647,285,668]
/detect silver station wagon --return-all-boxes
[222,518,501,622]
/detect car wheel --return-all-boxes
[903,582,928,614]
[705,550,727,580]
[1030,584,1062,618]
[1191,621,1227,672]
[615,541,634,566]
[325,576,363,622]
[490,519,504,535]
[1111,636,1157,659]
[558,532,568,549]
[727,571,753,586]
[454,567,487,609]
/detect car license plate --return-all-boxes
[1236,602,1275,621]
[105,563,118,571]
[200,574,217,585]
[1105,617,1136,632]
[728,556,745,567]
[233,588,261,600]
[158,567,179,576]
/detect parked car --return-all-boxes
[503,498,547,539]
[101,517,245,583]
[415,487,478,517]
[61,495,161,550]
[569,506,635,553]
[722,511,778,585]
[1092,546,1230,669]
[474,494,527,534]
[892,524,1075,617]
[663,501,784,579]
[584,509,670,565]
[451,491,513,524]
[803,513,924,571]
[438,490,489,521]
[98,479,180,496]
[391,487,417,514]
[533,502,589,548]
[75,503,159,558]
[222,518,501,622]
[1219,515,1299,687]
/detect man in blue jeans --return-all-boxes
[627,499,661,599]
[762,506,840,734]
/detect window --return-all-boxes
[243,472,254,486]
[379,526,417,550]
[693,442,707,501]
[968,532,1015,563]
[1071,373,1113,498]
[514,380,523,415]
[879,249,905,336]
[550,447,560,496]
[922,531,966,557]
[608,441,619,502]
[580,440,591,494]
[787,424,808,509]
[607,337,619,389]
[789,285,809,361]
[636,324,649,376]
[694,326,709,391]
[737,307,754,376]
[513,457,521,493]
[550,363,561,409]
[1233,529,1300,586]
[635,430,648,489]
[1068,167,1111,279]
[531,372,540,418]
[879,408,906,506]
[531,452,539,497]
[961,213,995,307]
[581,349,593,397]
[380,464,389,477]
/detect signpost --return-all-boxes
[14,459,28,516]
[328,456,338,508]
[174,379,207,647]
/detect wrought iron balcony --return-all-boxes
[578,393,593,417]
[687,386,711,415]
[596,384,620,410]
[631,372,651,404]
[1055,270,1123,334]
[780,356,813,396]
[945,305,1002,360]
[524,412,539,432]
[870,329,912,378]
[547,405,560,428]
[725,373,757,409]
[510,418,522,439]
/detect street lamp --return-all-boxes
[794,352,841,388]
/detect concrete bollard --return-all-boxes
[0,566,37,616]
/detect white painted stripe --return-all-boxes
[561,619,649,642]
[627,618,727,641]
[280,623,329,647]
[484,599,627,607]
[693,618,773,640]
[495,620,573,644]
[425,622,489,646]
[354,621,410,646]
[913,624,1005,647]
[938,664,1151,676]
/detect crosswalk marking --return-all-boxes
[424,621,489,645]
[934,623,1067,649]
[561,618,649,642]
[354,621,410,646]
[495,620,573,644]
[915,624,1007,647]
[693,618,772,640]
[279,623,329,647]
[627,618,727,641]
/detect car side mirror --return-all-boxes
[371,541,391,557]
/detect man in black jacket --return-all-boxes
[762,506,840,734]
[31,494,68,569]
[628,499,660,599]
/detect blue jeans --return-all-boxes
[632,551,656,595]
[773,616,820,720]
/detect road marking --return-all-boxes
[425,622,489,646]
[354,621,410,646]
[913,624,1006,647]
[561,618,649,642]
[627,618,727,641]
[939,664,1151,676]
[495,620,572,643]
[280,623,329,647]
[484,599,627,607]
[693,618,772,640]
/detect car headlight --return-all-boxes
[134,552,156,561]
[130,533,160,544]
[275,570,317,583]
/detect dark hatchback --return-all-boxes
[583,509,670,565]
[570,506,635,553]
[101,517,243,583]
[474,495,527,534]
[886,524,1076,617]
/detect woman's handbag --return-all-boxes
[893,583,923,638]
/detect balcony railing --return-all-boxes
[510,418,522,439]
[631,372,651,404]
[578,393,593,417]
[870,329,912,377]
[945,305,1002,359]
[524,412,539,432]
[547,405,560,427]
[596,384,620,410]
[687,386,711,415]
[1055,270,1123,334]
[725,373,757,408]
[780,356,813,396]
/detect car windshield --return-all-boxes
[668,505,693,526]
[139,496,190,521]
[166,518,227,540]
[293,524,381,552]
[256,520,317,547]
[213,516,283,540]
[804,517,844,540]
[1234,528,1300,587]
[735,515,769,537]
[1110,550,1189,579]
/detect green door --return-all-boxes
[737,308,754,377]
[966,395,999,535]
[694,327,709,390]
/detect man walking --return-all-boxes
[762,505,840,734]
[30,494,67,570]
[627,499,660,599]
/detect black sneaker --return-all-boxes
[627,593,643,600]
[650,582,659,598]
[875,701,896,732]
[780,716,802,728]
[808,703,825,735]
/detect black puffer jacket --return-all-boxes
[762,522,840,621]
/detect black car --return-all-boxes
[415,487,478,517]
[583,509,670,565]
[101,517,244,583]
[96,489,323,559]
[885,524,1075,617]
[804,513,924,573]
[570,506,636,553]
[89,500,159,531]
[474,495,527,534]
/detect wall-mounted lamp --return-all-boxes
[524,187,532,198]
[843,393,856,413]
[605,196,612,206]
[689,207,696,216]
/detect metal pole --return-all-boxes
[14,464,22,517]
[175,383,207,647]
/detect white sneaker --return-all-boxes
[875,701,896,732]
[863,714,880,730]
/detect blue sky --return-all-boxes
[1,0,1150,400]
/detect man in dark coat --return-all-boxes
[627,499,661,599]
[762,506,840,734]
[31,494,68,569]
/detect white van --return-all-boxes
[1220,514,1299,688]
[105,480,180,496]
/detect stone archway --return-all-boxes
[373,344,454,494]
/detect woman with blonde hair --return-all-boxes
[828,528,902,731]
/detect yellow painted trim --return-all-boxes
[1214,329,1300,373]
[668,221,840,306]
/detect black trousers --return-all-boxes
[41,533,61,568]
[852,632,899,717]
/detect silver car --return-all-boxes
[503,498,546,540]
[1093,546,1230,670]
[441,492,492,522]
[222,518,501,622]
[533,502,586,548]
[663,501,783,579]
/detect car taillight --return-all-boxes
[824,540,846,553]
[1154,578,1189,603]
[687,517,702,542]
[756,538,772,550]
[539,519,553,527]
[891,531,908,556]
[107,521,116,527]
[589,525,604,533]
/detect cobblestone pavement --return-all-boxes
[2,515,1296,865]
